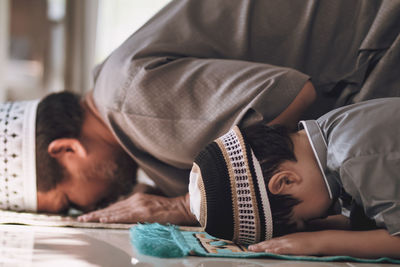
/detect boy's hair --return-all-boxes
[35,92,84,192]
[242,123,301,236]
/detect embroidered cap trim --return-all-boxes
[217,126,273,244]
[218,127,259,244]
[251,150,273,240]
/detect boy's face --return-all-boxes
[290,189,332,230]
[267,140,333,231]
[288,169,332,230]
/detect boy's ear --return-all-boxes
[268,170,301,195]
[48,138,87,160]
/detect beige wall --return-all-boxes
[0,0,9,102]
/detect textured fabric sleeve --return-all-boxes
[91,0,313,195]
[93,57,309,196]
[95,56,309,168]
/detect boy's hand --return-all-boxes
[248,229,400,258]
[248,232,322,255]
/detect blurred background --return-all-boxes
[0,0,171,102]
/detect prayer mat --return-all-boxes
[130,223,400,264]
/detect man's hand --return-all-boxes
[77,193,198,226]
[248,229,400,258]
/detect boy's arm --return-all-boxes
[248,229,400,259]
[306,214,351,231]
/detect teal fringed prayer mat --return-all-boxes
[130,223,400,264]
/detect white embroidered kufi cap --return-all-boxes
[0,100,39,211]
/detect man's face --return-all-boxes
[37,149,137,213]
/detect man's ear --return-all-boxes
[48,138,87,160]
[268,170,302,195]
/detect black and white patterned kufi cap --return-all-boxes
[189,126,273,245]
[0,100,39,211]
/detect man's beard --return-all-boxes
[80,150,138,210]
[90,151,138,209]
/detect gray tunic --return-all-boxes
[92,0,400,196]
[301,98,400,235]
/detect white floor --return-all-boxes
[0,224,397,267]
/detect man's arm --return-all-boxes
[267,80,316,129]
[78,192,198,226]
[79,80,316,225]
[248,229,400,258]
